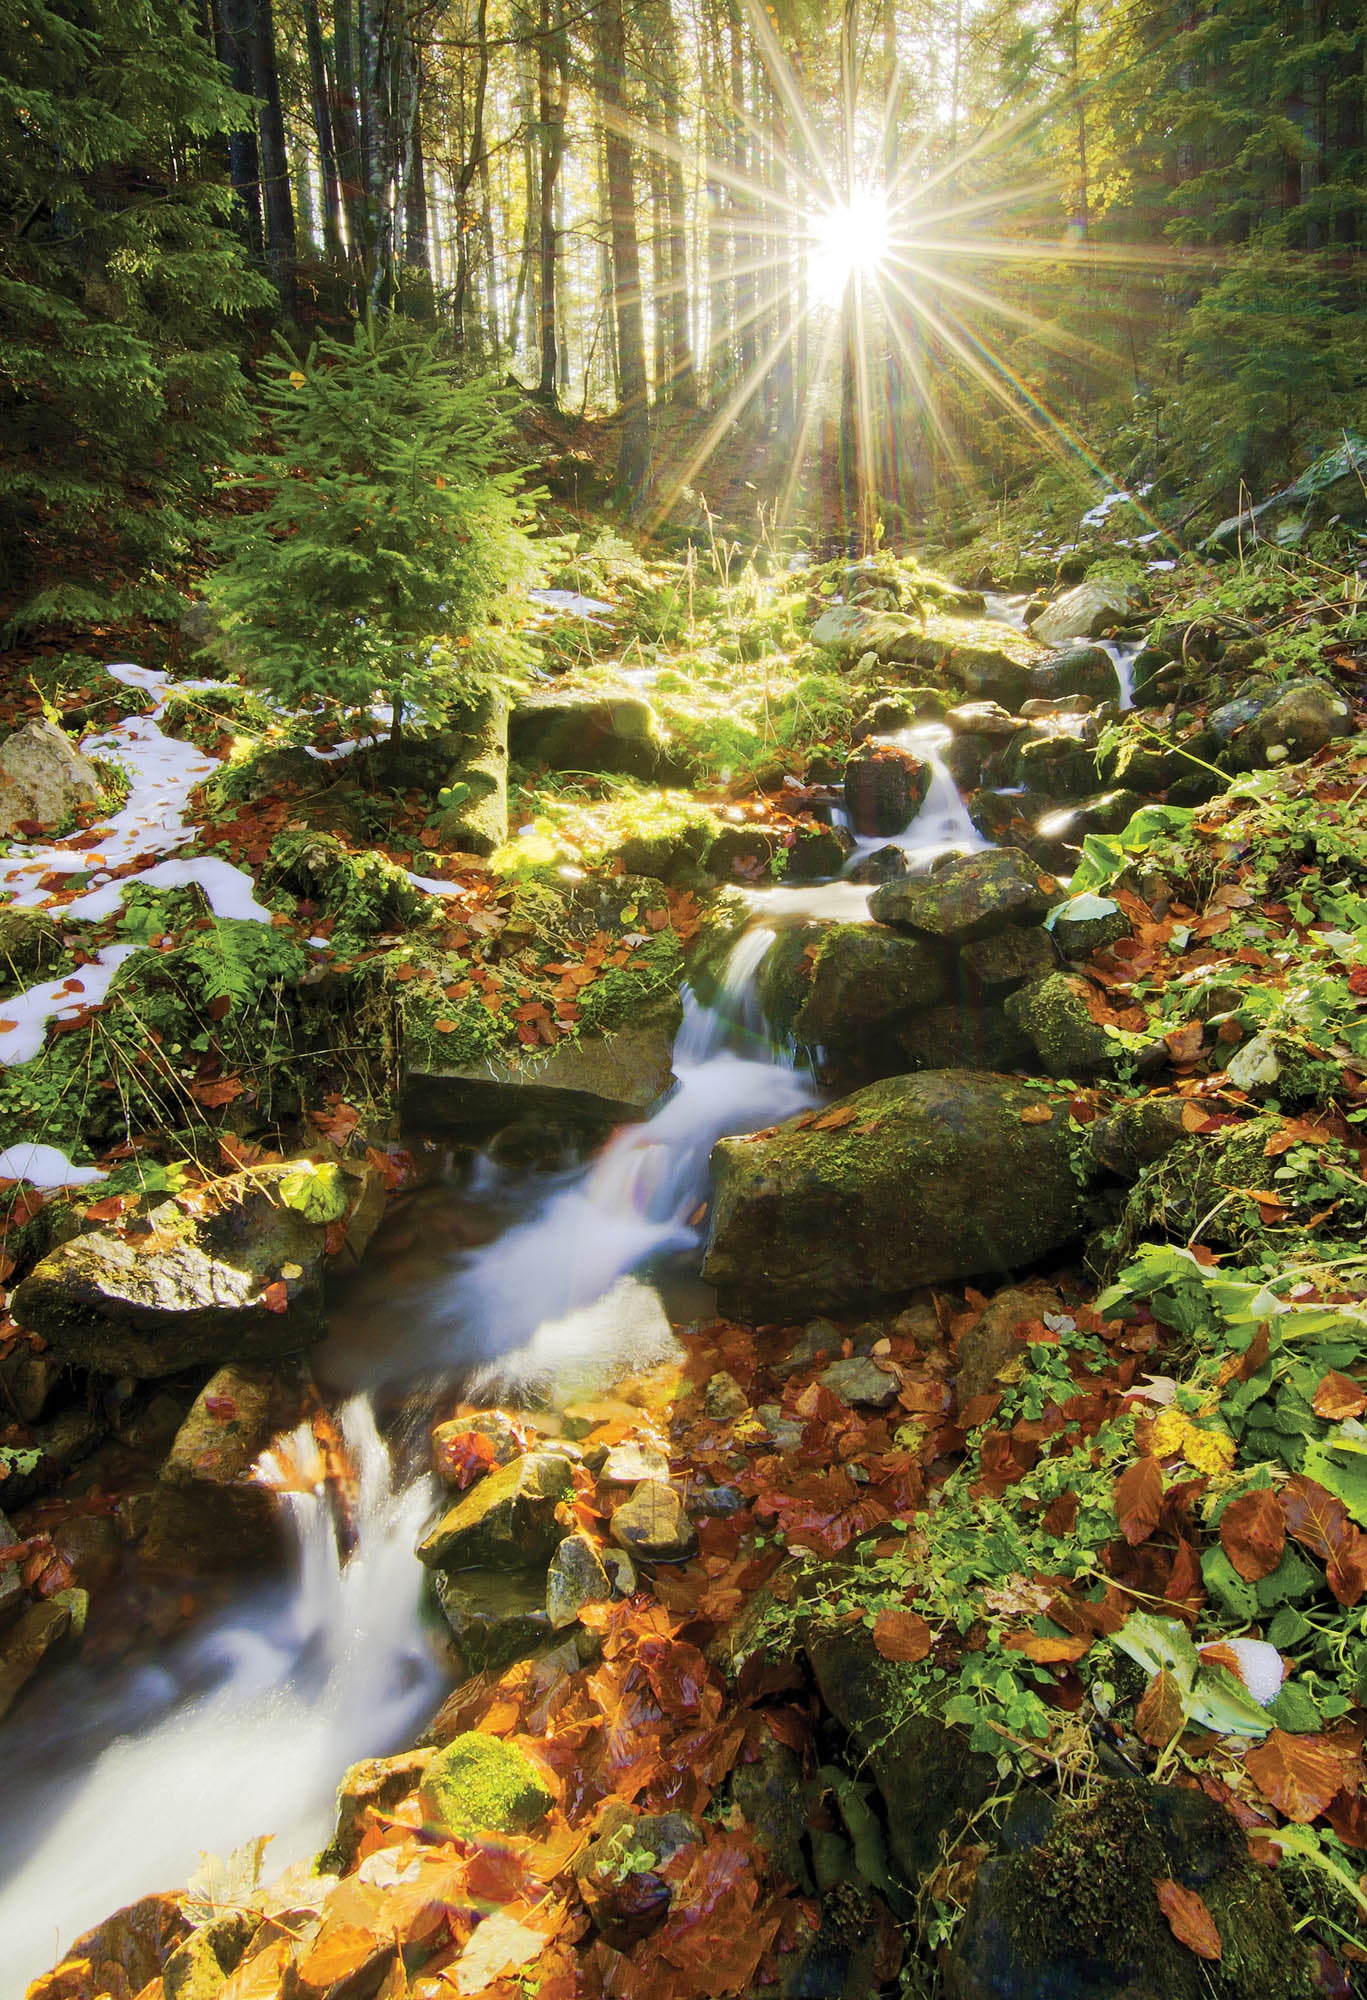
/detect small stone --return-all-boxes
[703,1370,749,1422]
[417,1450,574,1571]
[601,1437,670,1484]
[609,1480,698,1563]
[754,1403,806,1452]
[956,1288,1062,1405]
[685,1483,746,1519]
[1226,1031,1281,1094]
[574,1809,703,1944]
[418,1733,553,1841]
[546,1531,613,1628]
[431,1408,526,1486]
[845,843,910,885]
[818,1356,901,1408]
[603,1546,637,1597]
[322,1748,436,1874]
[1050,894,1132,959]
[0,1597,72,1721]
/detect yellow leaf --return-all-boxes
[288,370,306,387]
[435,473,447,488]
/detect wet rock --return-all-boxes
[50,1512,122,1592]
[704,1370,750,1421]
[609,1479,698,1563]
[1226,1029,1281,1094]
[776,921,948,1051]
[869,850,1057,943]
[906,618,1044,709]
[12,1171,327,1378]
[945,1780,1310,2000]
[1004,972,1115,1077]
[956,1286,1063,1404]
[418,1732,554,1841]
[602,1546,637,1596]
[818,1355,900,1408]
[842,743,928,838]
[1029,576,1142,647]
[431,1408,527,1486]
[0,716,102,836]
[783,1884,899,1998]
[0,906,65,992]
[417,1449,574,1571]
[773,1320,843,1379]
[898,1002,1031,1073]
[1048,894,1131,958]
[946,700,1021,738]
[401,994,680,1134]
[704,1071,1087,1318]
[730,1735,814,1886]
[959,925,1056,992]
[851,693,914,739]
[113,1388,189,1456]
[601,1437,670,1483]
[1027,644,1120,704]
[162,1911,256,2000]
[1011,728,1100,800]
[142,1364,284,1573]
[510,690,666,778]
[0,1597,73,1721]
[574,1807,703,1944]
[546,1531,614,1628]
[0,1339,61,1426]
[435,1567,552,1668]
[1224,677,1354,771]
[787,821,855,879]
[26,1893,190,2000]
[809,603,925,662]
[754,1403,806,1452]
[1089,1097,1188,1180]
[807,1621,995,1884]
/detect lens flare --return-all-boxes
[808,186,891,304]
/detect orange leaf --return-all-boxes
[1219,1487,1286,1582]
[1114,1455,1163,1545]
[1154,1879,1222,1960]
[1018,1103,1054,1125]
[1001,1631,1091,1663]
[1135,1668,1186,1748]
[260,1278,289,1313]
[811,1105,859,1131]
[190,1076,246,1107]
[871,1608,933,1662]
[1312,1371,1367,1420]
[1244,1728,1351,1823]
[297,1922,387,1992]
[390,963,418,982]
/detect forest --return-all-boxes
[2,0,1367,1996]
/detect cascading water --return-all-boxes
[0,1401,441,1995]
[874,722,991,866]
[1097,637,1140,710]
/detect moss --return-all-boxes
[157,683,276,752]
[0,907,66,999]
[264,829,429,947]
[417,1732,554,1840]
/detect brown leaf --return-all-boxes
[1164,1021,1205,1065]
[1220,1487,1286,1582]
[871,1608,933,1662]
[1114,1456,1163,1546]
[1135,1669,1186,1748]
[1312,1371,1367,1420]
[1244,1728,1351,1823]
[260,1278,289,1314]
[189,1076,246,1107]
[1154,1879,1222,1961]
[1001,1631,1091,1663]
[811,1105,859,1131]
[1018,1102,1054,1125]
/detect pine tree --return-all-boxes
[0,0,272,632]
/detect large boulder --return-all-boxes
[905,617,1045,710]
[0,717,102,836]
[869,850,1057,943]
[416,1449,574,1571]
[703,1071,1087,1317]
[1220,677,1354,770]
[401,993,681,1132]
[809,603,924,662]
[1028,575,1142,647]
[1003,972,1115,1076]
[1026,644,1121,704]
[761,922,948,1049]
[12,1171,328,1378]
[946,1781,1309,2000]
[510,691,665,778]
[142,1364,285,1573]
[842,744,928,837]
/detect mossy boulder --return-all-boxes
[1222,678,1354,772]
[142,1363,287,1573]
[761,922,948,1051]
[12,1170,328,1378]
[946,1780,1311,2000]
[1049,895,1131,958]
[1029,576,1143,647]
[1026,644,1121,704]
[1003,972,1115,1077]
[869,850,1057,943]
[433,1567,553,1671]
[416,1449,574,1571]
[510,690,666,778]
[0,716,102,835]
[843,743,929,837]
[959,925,1056,992]
[417,1733,553,1841]
[702,1070,1087,1317]
[401,992,681,1133]
[896,1002,1032,1074]
[436,692,508,856]
[809,603,926,662]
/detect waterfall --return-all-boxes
[0,1402,441,1995]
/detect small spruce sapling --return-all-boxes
[205,319,542,742]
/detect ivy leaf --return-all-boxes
[1154,1879,1221,1960]
[1243,1728,1351,1823]
[1219,1487,1285,1581]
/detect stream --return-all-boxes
[0,593,1128,1990]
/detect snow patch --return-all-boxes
[0,1142,107,1188]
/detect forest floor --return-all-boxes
[2,500,1367,2000]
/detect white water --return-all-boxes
[855,722,990,872]
[1097,638,1141,711]
[0,1401,440,1994]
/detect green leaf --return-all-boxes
[277,1161,349,1226]
[1186,1661,1273,1737]
[1301,1428,1367,1527]
[1112,1612,1199,1689]
[1266,1681,1321,1733]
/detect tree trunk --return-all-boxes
[594,0,650,499]
[302,0,345,260]
[536,0,568,398]
[252,0,297,311]
[214,0,263,251]
[659,0,696,404]
[331,0,366,257]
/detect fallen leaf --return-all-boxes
[297,1923,387,1993]
[1018,1103,1054,1125]
[811,1105,859,1131]
[1154,1878,1221,1960]
[1114,1455,1163,1546]
[1135,1668,1186,1747]
[1312,1371,1367,1420]
[260,1279,289,1314]
[1164,1022,1205,1065]
[190,1076,246,1107]
[871,1608,933,1662]
[453,1909,550,1994]
[1001,1631,1091,1663]
[1219,1487,1286,1582]
[1244,1729,1352,1823]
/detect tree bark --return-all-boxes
[302,0,345,260]
[252,0,297,311]
[594,0,651,499]
[536,0,568,398]
[214,0,263,251]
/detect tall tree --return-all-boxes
[594,0,651,497]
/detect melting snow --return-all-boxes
[0,944,140,1067]
[0,1142,107,1188]
[528,587,616,622]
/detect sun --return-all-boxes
[807,185,892,305]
